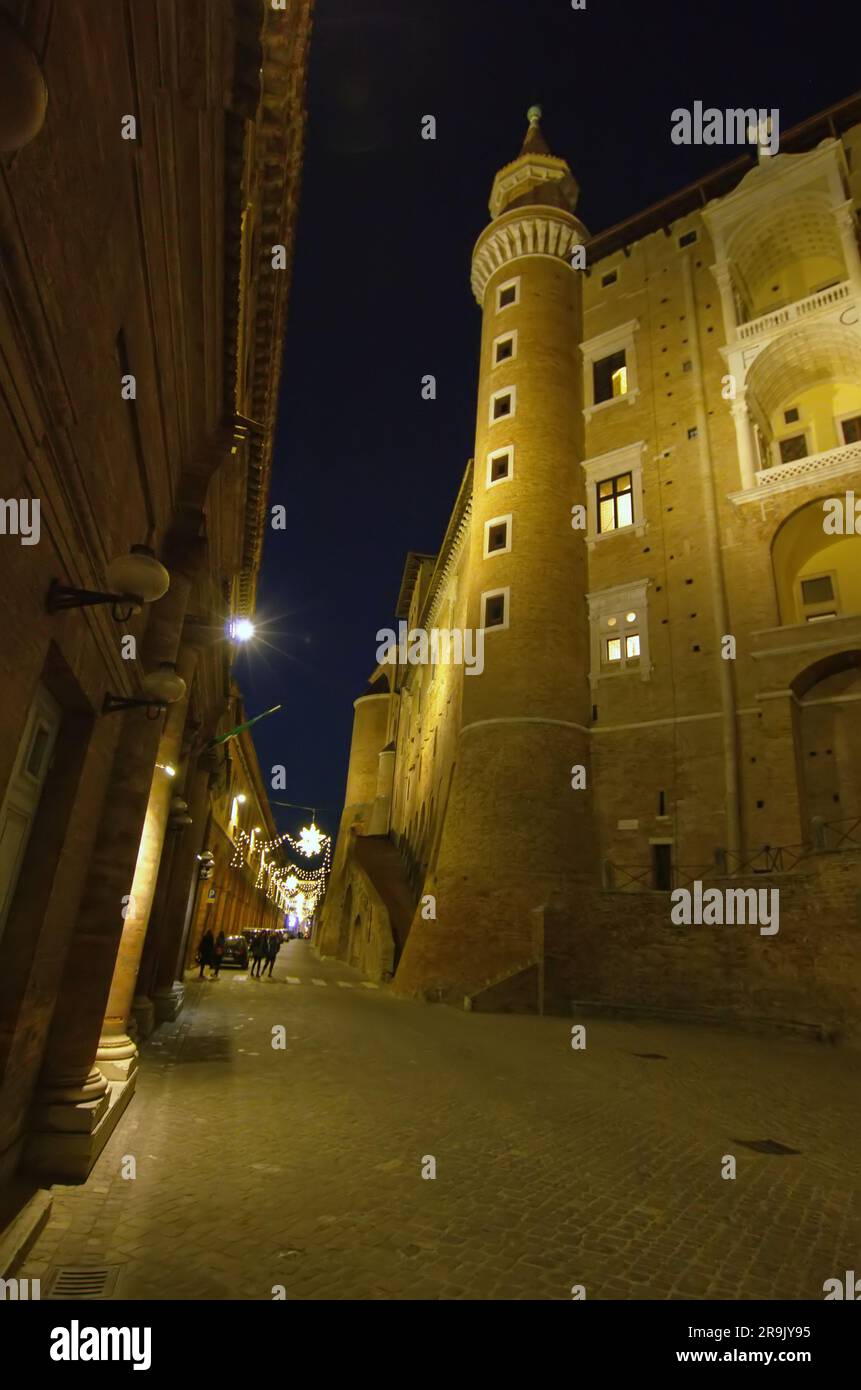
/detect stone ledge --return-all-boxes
[565,996,836,1043]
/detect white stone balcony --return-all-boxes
[729,438,861,504]
[735,281,853,346]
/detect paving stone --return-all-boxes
[18,942,861,1301]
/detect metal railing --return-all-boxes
[602,816,861,893]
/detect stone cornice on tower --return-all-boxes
[489,153,573,219]
[473,107,587,304]
[471,204,588,304]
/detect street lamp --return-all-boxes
[47,545,170,622]
[227,617,255,642]
[102,661,186,718]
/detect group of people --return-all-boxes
[250,930,282,978]
[195,927,283,979]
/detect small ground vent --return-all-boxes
[44,1265,121,1299]
[632,1052,668,1060]
[734,1139,801,1156]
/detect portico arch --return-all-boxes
[771,497,861,625]
[746,322,861,470]
[791,651,861,825]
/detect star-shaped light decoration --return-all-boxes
[297,821,326,857]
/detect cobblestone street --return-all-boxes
[21,942,861,1301]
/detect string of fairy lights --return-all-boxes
[228,815,332,922]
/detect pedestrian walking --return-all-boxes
[212,930,225,978]
[250,931,267,978]
[197,928,215,979]
[262,930,282,978]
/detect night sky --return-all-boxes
[235,0,858,841]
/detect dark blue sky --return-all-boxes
[234,0,859,840]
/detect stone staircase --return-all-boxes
[352,835,416,966]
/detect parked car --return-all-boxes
[222,934,249,969]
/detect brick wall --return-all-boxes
[540,852,861,1044]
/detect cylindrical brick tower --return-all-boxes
[395,109,596,1000]
[317,687,389,956]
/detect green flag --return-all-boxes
[205,704,282,750]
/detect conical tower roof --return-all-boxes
[488,106,580,219]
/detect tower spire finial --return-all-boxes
[520,104,551,157]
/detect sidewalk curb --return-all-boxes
[0,1187,53,1277]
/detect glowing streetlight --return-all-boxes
[228,617,255,643]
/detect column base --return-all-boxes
[29,1066,110,1133]
[25,1072,137,1182]
[130,994,156,1041]
[152,981,185,1022]
[95,1032,139,1082]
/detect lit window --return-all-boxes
[594,350,627,405]
[606,638,622,662]
[626,633,640,658]
[597,473,634,533]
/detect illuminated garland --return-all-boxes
[227,818,332,920]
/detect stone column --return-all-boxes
[146,761,212,1021]
[29,566,195,1176]
[98,631,199,1073]
[731,395,758,489]
[834,202,861,297]
[712,262,740,339]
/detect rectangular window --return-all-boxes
[489,386,516,424]
[606,637,622,662]
[496,279,519,310]
[779,433,808,464]
[626,633,641,659]
[481,589,509,630]
[593,350,627,405]
[840,414,861,444]
[494,334,515,365]
[801,575,834,605]
[597,473,634,533]
[784,406,800,424]
[487,446,513,487]
[484,517,510,556]
[799,571,839,622]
